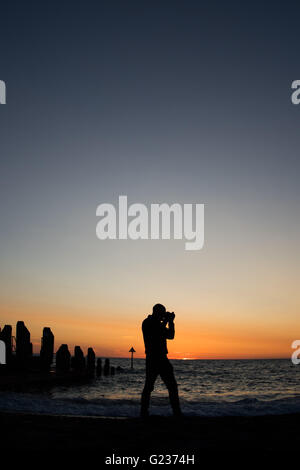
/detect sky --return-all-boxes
[0,0,299,359]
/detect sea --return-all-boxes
[0,358,299,417]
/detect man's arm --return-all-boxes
[165,320,175,339]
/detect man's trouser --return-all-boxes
[141,355,181,416]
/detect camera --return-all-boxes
[162,311,175,322]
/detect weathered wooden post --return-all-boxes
[72,346,86,374]
[129,347,136,369]
[0,325,12,366]
[86,347,96,377]
[40,327,54,372]
[16,321,32,370]
[96,358,102,376]
[56,344,71,373]
[103,358,110,376]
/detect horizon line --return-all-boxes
[85,356,291,361]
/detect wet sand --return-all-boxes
[0,411,299,463]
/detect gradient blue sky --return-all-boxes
[0,1,299,357]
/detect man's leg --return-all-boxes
[160,358,182,416]
[141,357,158,417]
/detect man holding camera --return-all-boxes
[141,303,182,418]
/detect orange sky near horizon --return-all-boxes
[1,185,299,362]
[0,297,296,360]
[1,0,300,366]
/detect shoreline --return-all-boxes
[1,410,299,461]
[0,407,299,420]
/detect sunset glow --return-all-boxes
[1,2,299,362]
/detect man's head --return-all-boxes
[152,303,166,320]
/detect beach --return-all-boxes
[1,359,299,463]
[1,411,299,463]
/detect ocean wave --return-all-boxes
[1,391,300,418]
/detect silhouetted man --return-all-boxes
[141,304,181,417]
